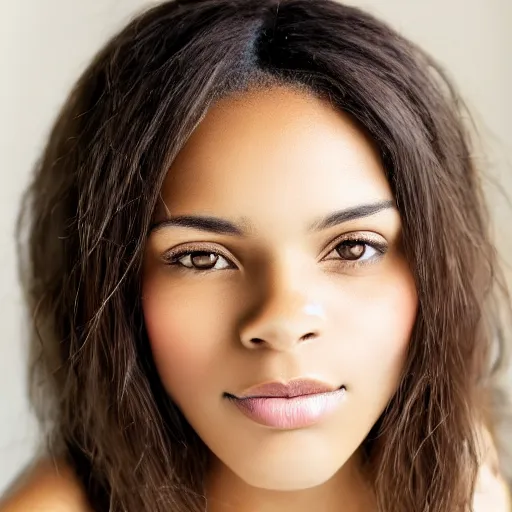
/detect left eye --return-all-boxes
[170,251,232,271]
[327,240,380,262]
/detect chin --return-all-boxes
[230,443,347,491]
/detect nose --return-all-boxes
[239,272,326,351]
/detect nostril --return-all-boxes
[300,332,317,342]
[250,338,265,345]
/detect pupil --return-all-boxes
[191,251,217,268]
[338,242,365,260]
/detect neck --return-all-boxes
[204,449,375,512]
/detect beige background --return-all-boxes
[1,0,510,494]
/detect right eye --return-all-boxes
[166,250,234,273]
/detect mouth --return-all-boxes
[225,379,347,429]
[230,378,341,399]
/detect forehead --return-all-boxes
[158,86,392,232]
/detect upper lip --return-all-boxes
[235,378,339,399]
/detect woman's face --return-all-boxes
[142,86,418,491]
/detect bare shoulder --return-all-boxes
[473,425,511,512]
[0,458,92,512]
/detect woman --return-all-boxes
[2,0,511,510]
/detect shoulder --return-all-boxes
[0,458,92,512]
[473,425,511,512]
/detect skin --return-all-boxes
[0,447,508,512]
[142,86,418,512]
[1,86,509,512]
[0,459,90,512]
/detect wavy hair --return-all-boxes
[17,0,511,510]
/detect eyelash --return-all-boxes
[162,235,388,275]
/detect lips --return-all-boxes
[227,379,346,429]
[236,378,338,399]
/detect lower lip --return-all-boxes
[230,387,346,429]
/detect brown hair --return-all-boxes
[17,0,512,510]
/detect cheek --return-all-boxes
[334,260,418,397]
[352,265,418,394]
[141,272,233,405]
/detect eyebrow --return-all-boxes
[149,200,395,236]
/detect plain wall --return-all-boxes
[1,0,510,494]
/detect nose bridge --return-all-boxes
[239,257,326,351]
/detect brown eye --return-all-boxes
[168,250,232,271]
[336,241,367,260]
[190,252,219,269]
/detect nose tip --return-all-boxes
[239,299,326,351]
